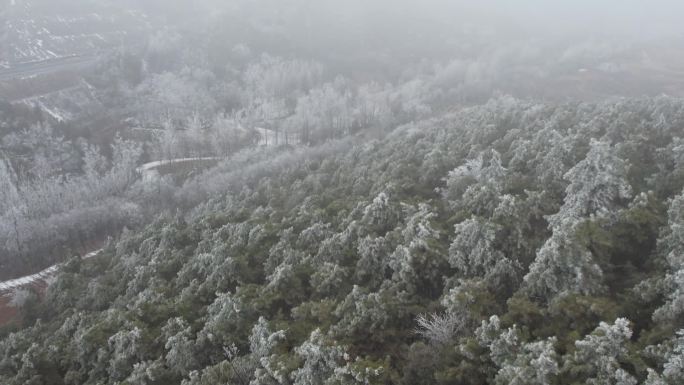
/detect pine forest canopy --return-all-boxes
[2,1,684,384]
[2,97,684,384]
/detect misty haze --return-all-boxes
[1,1,684,384]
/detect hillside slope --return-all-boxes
[2,97,684,384]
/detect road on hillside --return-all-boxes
[0,157,222,295]
[0,55,99,82]
[0,129,289,295]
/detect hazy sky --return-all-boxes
[497,0,684,37]
[295,0,684,39]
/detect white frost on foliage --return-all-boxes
[249,317,286,360]
[567,318,637,385]
[647,329,684,384]
[524,140,631,300]
[291,329,344,385]
[107,327,143,381]
[163,318,197,376]
[198,292,242,345]
[547,139,632,228]
[443,150,507,215]
[401,203,439,248]
[449,217,504,279]
[361,191,399,233]
[249,317,287,384]
[475,315,560,385]
[654,191,684,322]
[523,220,604,299]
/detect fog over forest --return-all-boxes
[1,1,684,384]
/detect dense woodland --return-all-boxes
[1,97,683,384]
[3,1,684,384]
[0,0,494,277]
[2,0,682,279]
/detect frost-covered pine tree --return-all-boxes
[291,327,383,385]
[124,359,166,385]
[291,329,344,385]
[197,292,243,347]
[564,318,637,385]
[494,337,559,385]
[311,262,350,297]
[387,203,444,295]
[107,327,143,381]
[387,245,419,294]
[0,159,25,257]
[449,217,505,279]
[298,221,333,251]
[653,191,684,322]
[644,329,684,385]
[546,139,632,228]
[400,203,440,249]
[522,139,630,300]
[355,235,390,288]
[523,219,604,299]
[662,330,684,384]
[443,150,508,216]
[249,317,287,385]
[163,317,198,376]
[360,191,400,235]
[474,316,559,385]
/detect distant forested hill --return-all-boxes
[2,97,684,384]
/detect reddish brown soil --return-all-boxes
[0,279,50,327]
[0,294,19,327]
